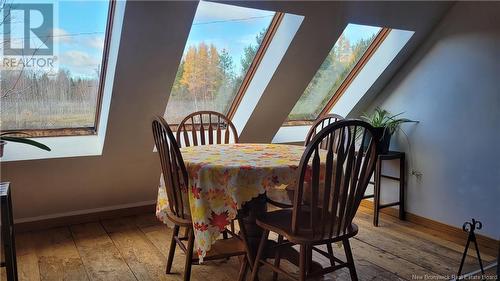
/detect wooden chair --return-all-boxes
[152,116,248,281]
[267,114,344,209]
[176,111,239,148]
[250,120,380,281]
[305,114,344,147]
[176,110,239,233]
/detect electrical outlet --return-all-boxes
[411,170,423,177]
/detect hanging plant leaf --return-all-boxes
[0,136,51,151]
[361,107,418,135]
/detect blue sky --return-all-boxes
[3,0,109,78]
[343,24,381,44]
[185,1,275,74]
[56,0,109,78]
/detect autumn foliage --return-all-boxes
[165,30,266,124]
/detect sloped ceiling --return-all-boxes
[2,1,453,220]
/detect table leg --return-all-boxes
[239,193,267,260]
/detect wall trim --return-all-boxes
[15,200,156,232]
[360,199,499,257]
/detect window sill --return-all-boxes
[272,125,311,143]
[282,120,314,127]
[1,135,105,162]
[2,128,97,138]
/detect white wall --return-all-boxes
[365,2,500,239]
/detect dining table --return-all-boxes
[156,143,332,276]
[155,142,325,270]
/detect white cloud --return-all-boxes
[59,50,100,77]
[81,35,105,50]
[52,28,73,44]
[237,34,257,46]
[186,38,228,50]
[51,29,104,51]
[60,50,99,66]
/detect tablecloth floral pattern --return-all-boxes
[156,143,307,261]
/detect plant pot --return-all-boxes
[0,140,5,157]
[372,127,391,154]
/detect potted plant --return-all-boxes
[361,107,417,154]
[0,132,51,157]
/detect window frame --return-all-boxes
[226,12,284,120]
[283,27,392,126]
[1,0,116,138]
[166,11,285,131]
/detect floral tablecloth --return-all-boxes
[156,143,307,261]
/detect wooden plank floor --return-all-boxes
[6,206,498,281]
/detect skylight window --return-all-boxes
[285,24,386,123]
[164,1,279,125]
[1,1,114,136]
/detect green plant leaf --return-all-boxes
[0,136,51,151]
[361,107,417,131]
[0,131,31,136]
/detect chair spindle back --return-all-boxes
[176,111,238,147]
[305,114,344,149]
[292,120,379,239]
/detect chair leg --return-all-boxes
[183,228,195,281]
[237,256,249,281]
[326,243,336,267]
[222,219,235,239]
[231,220,236,234]
[373,158,381,227]
[237,218,254,269]
[250,229,269,281]
[166,225,180,274]
[305,245,313,275]
[343,239,358,281]
[272,235,283,281]
[299,244,307,281]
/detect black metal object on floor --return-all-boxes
[1,182,18,281]
[457,218,484,277]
